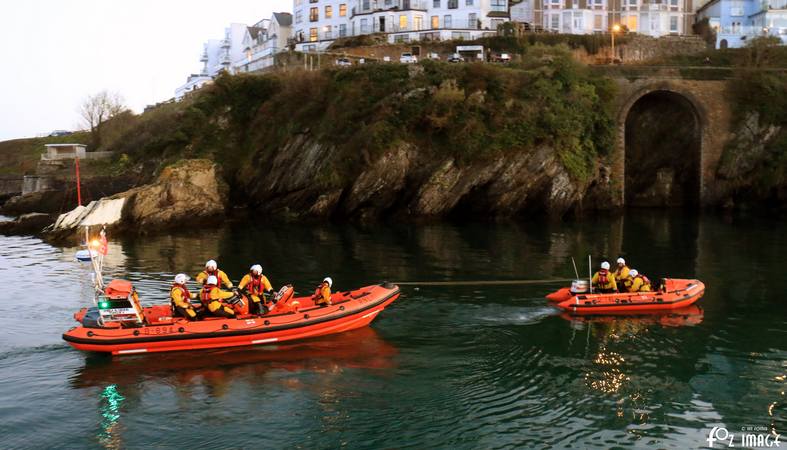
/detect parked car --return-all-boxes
[335,57,352,67]
[400,52,418,64]
[495,53,511,63]
[448,53,465,63]
[427,52,441,60]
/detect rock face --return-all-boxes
[0,213,56,235]
[239,137,606,221]
[46,159,228,239]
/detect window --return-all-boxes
[310,7,319,21]
[394,34,410,42]
[594,14,603,29]
[670,0,679,7]
[451,31,470,39]
[339,23,347,36]
[469,13,477,28]
[324,26,333,39]
[491,0,506,12]
[433,0,440,7]
[340,3,347,16]
[414,16,423,30]
[431,15,439,28]
[466,0,473,4]
[361,18,369,32]
[310,0,317,3]
[670,15,678,31]
[444,14,452,27]
[362,0,370,9]
[295,10,303,23]
[295,0,303,5]
[448,0,458,8]
[325,5,332,18]
[400,15,408,29]
[309,27,318,41]
[551,14,559,29]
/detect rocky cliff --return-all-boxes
[45,159,228,241]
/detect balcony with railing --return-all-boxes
[352,0,428,16]
[220,53,231,64]
[200,50,208,62]
[220,38,231,48]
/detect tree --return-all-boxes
[745,35,782,68]
[79,90,126,149]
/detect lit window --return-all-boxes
[310,27,318,41]
[431,15,439,28]
[325,5,332,18]
[340,3,347,16]
[310,7,319,21]
[400,15,408,29]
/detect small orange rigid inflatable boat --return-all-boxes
[547,278,705,315]
[63,281,400,355]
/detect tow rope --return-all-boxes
[393,278,573,286]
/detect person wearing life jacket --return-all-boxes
[591,261,618,293]
[613,257,630,283]
[171,273,199,321]
[238,264,274,314]
[628,269,652,293]
[199,275,236,318]
[196,260,233,289]
[312,277,333,307]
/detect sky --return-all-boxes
[0,0,290,141]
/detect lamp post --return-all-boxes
[610,24,621,63]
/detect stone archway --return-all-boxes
[619,88,705,208]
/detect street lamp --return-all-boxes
[611,24,621,63]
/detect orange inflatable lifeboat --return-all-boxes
[64,282,400,355]
[547,278,705,315]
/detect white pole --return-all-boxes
[588,254,593,294]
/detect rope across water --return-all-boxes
[393,279,574,286]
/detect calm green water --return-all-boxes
[0,213,784,449]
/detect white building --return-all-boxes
[175,23,250,100]
[293,0,510,51]
[511,0,694,36]
[235,12,294,73]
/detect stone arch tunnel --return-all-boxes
[610,77,732,208]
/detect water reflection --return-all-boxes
[97,384,125,450]
[71,328,397,393]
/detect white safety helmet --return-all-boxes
[617,257,626,265]
[174,273,189,285]
[601,261,611,270]
[323,277,333,288]
[629,269,639,277]
[206,275,218,286]
[205,260,218,270]
[250,264,262,275]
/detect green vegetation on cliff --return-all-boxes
[109,45,615,185]
[0,132,90,176]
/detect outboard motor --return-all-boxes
[570,279,590,294]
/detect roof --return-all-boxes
[273,12,292,26]
[247,26,264,39]
[45,143,86,147]
[695,0,721,15]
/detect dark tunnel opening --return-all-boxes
[624,90,701,208]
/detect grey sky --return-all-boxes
[0,0,290,141]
